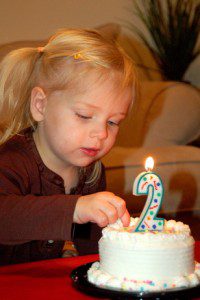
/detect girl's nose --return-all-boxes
[89,123,108,140]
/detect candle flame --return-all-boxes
[145,156,154,171]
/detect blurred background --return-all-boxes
[0,0,199,86]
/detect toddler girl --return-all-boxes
[0,28,136,264]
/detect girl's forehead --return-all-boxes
[73,69,132,96]
[77,78,132,101]
[48,67,134,109]
[71,80,133,114]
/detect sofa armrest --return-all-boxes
[116,81,200,148]
[142,83,200,146]
[102,145,200,215]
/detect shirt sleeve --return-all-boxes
[0,152,78,244]
[0,193,78,244]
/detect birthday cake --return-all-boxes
[88,159,200,292]
[87,218,200,292]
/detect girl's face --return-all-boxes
[32,72,133,172]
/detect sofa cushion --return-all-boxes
[142,82,200,146]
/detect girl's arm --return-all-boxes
[0,152,79,244]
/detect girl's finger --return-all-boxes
[99,203,118,225]
[120,209,130,227]
[107,195,127,218]
[91,209,109,227]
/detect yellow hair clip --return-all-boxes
[74,53,83,60]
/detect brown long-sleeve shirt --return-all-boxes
[0,128,106,265]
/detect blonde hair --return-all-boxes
[0,28,136,184]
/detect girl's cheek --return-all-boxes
[108,134,118,148]
[112,128,119,140]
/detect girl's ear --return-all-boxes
[30,87,47,121]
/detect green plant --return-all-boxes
[126,0,200,81]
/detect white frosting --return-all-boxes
[87,218,200,291]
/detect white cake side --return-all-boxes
[87,218,200,291]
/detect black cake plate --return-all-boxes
[71,261,200,299]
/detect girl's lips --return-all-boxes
[80,147,99,157]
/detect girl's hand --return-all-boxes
[73,191,130,227]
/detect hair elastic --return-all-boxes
[37,47,44,53]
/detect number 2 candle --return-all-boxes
[132,157,164,232]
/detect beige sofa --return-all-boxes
[0,25,200,237]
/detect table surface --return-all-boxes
[0,242,199,300]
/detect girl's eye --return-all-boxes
[76,113,91,120]
[108,120,119,127]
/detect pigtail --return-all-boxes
[0,47,41,144]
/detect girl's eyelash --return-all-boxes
[76,113,91,119]
[76,112,119,126]
[108,120,119,126]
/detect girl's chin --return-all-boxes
[73,157,97,168]
[69,151,103,168]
